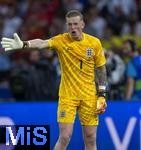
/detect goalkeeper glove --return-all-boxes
[95,96,107,115]
[1,33,24,51]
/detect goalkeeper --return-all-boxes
[1,10,107,150]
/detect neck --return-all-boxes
[70,33,83,41]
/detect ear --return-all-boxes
[81,20,85,29]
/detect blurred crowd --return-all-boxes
[0,0,141,101]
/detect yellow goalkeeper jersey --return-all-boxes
[48,32,106,99]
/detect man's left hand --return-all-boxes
[95,97,107,115]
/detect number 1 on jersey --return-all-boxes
[80,60,83,69]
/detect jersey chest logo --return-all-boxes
[86,48,93,57]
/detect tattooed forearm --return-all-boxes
[95,65,107,87]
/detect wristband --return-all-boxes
[22,41,29,49]
[98,85,106,91]
[98,85,107,98]
[98,91,106,98]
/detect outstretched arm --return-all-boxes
[95,65,108,115]
[26,39,49,49]
[1,33,49,51]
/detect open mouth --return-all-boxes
[71,31,76,35]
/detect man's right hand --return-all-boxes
[1,33,23,51]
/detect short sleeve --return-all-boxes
[94,39,106,67]
[48,34,62,50]
[126,61,136,77]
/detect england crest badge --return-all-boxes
[86,48,93,57]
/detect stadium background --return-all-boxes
[0,0,141,149]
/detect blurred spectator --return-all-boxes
[102,0,137,17]
[0,55,15,101]
[122,39,137,63]
[105,49,125,100]
[49,17,65,36]
[16,0,29,17]
[9,51,31,100]
[123,39,141,101]
[84,6,106,38]
[63,0,84,12]
[2,5,22,37]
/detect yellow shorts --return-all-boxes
[57,97,99,126]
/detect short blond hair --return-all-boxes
[65,10,83,20]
